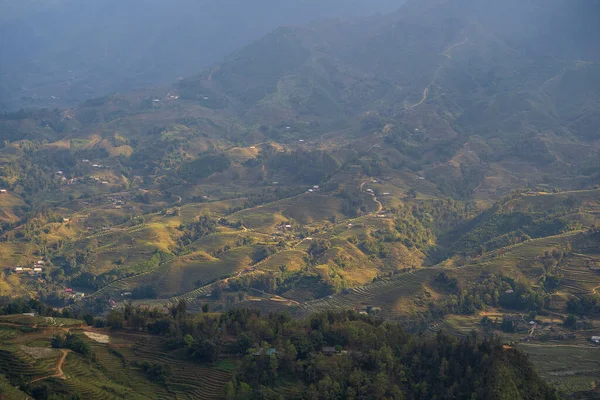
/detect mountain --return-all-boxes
[176,0,600,197]
[0,0,403,111]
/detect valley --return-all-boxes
[1,0,600,398]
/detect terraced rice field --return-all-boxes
[518,342,600,393]
[130,337,231,399]
[0,347,50,383]
[300,268,439,317]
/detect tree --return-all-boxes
[184,334,194,348]
[564,315,577,329]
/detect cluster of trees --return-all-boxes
[178,154,231,183]
[267,150,339,185]
[51,332,95,360]
[567,295,600,315]
[177,215,218,247]
[224,311,559,400]
[0,297,69,319]
[95,303,558,399]
[428,274,547,318]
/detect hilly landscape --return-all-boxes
[1,0,600,398]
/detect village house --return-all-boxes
[13,267,23,274]
[252,348,277,356]
[322,346,337,356]
[65,288,73,294]
[33,267,43,275]
[0,189,7,194]
[591,336,600,344]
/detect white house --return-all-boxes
[0,189,7,194]
[591,336,600,344]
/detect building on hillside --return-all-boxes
[0,189,7,194]
[65,288,73,293]
[37,261,45,265]
[322,347,337,356]
[591,336,600,344]
[22,312,36,317]
[33,267,43,275]
[14,267,23,274]
[74,292,85,299]
[252,348,277,356]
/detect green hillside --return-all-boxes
[1,0,600,397]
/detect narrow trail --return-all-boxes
[444,37,469,59]
[29,349,69,384]
[360,180,383,213]
[406,87,429,109]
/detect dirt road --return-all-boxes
[29,349,69,384]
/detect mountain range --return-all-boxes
[0,0,402,111]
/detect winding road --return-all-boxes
[29,349,69,384]
[360,180,383,213]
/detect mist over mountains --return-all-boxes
[0,0,403,111]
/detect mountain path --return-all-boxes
[407,87,429,109]
[29,349,69,384]
[360,180,383,213]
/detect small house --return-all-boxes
[591,336,600,344]
[22,312,36,317]
[383,192,390,195]
[322,347,337,356]
[0,189,7,194]
[285,225,292,229]
[75,292,85,298]
[313,186,320,189]
[307,189,314,192]
[505,289,514,294]
[366,189,374,193]
[37,261,45,265]
[65,288,73,293]
[14,267,23,274]
[33,267,43,274]
[252,348,277,356]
